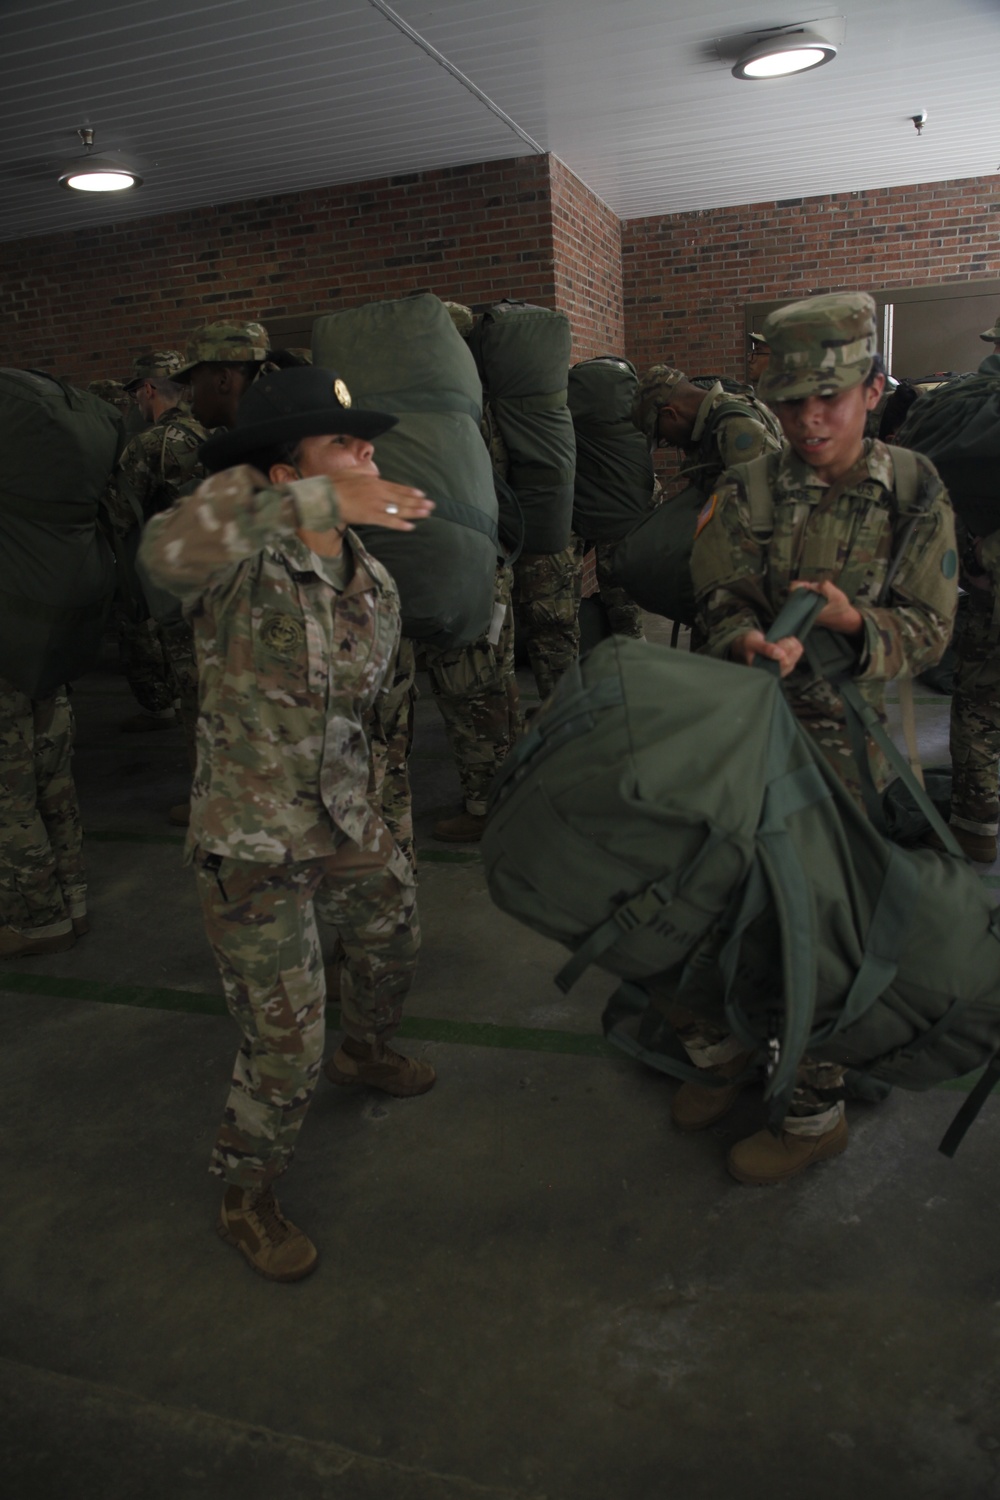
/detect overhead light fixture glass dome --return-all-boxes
[732,28,838,79]
[57,127,143,193]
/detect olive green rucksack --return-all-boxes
[312,294,499,649]
[567,357,656,545]
[608,386,781,626]
[482,593,1000,1156]
[467,302,576,555]
[0,369,120,696]
[896,371,1000,536]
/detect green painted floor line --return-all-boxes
[4,970,996,1091]
[0,971,615,1057]
[84,829,479,863]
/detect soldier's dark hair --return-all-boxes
[864,353,886,387]
[246,437,303,476]
[879,379,919,441]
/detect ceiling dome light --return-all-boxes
[60,164,140,192]
[732,28,838,79]
[57,127,143,193]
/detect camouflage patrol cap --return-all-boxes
[442,300,475,338]
[748,331,770,349]
[123,349,185,391]
[174,319,270,380]
[979,315,1000,343]
[87,378,128,405]
[631,365,687,440]
[758,292,878,401]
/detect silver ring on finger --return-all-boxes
[385,503,399,515]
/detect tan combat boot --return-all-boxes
[951,827,998,864]
[0,924,75,959]
[670,1050,756,1132]
[432,810,487,842]
[926,825,998,863]
[217,1184,318,1282]
[325,1036,436,1097]
[727,1113,848,1186]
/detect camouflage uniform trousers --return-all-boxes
[670,1008,846,1136]
[948,590,1000,838]
[196,828,419,1190]
[669,705,877,1135]
[114,603,176,716]
[158,616,199,767]
[422,563,522,815]
[512,545,582,701]
[0,678,86,938]
[367,638,419,871]
[576,539,645,639]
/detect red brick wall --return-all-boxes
[622,174,1000,378]
[549,156,624,361]
[0,154,563,383]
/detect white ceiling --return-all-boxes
[2,0,999,244]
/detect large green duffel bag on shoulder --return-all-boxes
[607,484,703,625]
[896,372,1000,535]
[482,592,1000,1155]
[0,369,120,696]
[468,301,576,554]
[568,357,655,545]
[312,294,498,649]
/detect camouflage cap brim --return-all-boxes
[758,356,873,402]
[980,323,1000,343]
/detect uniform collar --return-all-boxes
[777,437,889,494]
[279,528,381,597]
[689,382,724,445]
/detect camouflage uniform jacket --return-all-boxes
[679,382,782,497]
[691,439,957,732]
[139,467,402,865]
[103,405,209,536]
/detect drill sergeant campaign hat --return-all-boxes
[631,365,688,441]
[199,365,398,473]
[173,319,271,382]
[758,292,878,402]
[123,349,186,392]
[979,314,1000,343]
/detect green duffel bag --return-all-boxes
[482,591,1000,1156]
[312,294,499,649]
[607,484,703,625]
[567,357,655,545]
[896,372,1000,535]
[468,301,576,554]
[0,369,120,696]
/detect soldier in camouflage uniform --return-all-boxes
[393,300,524,843]
[684,292,956,1186]
[480,393,581,702]
[632,364,783,500]
[88,378,146,442]
[141,366,435,1282]
[104,351,209,746]
[423,561,521,840]
[0,680,88,958]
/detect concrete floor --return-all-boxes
[4,620,1000,1500]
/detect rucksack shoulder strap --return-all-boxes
[884,443,925,516]
[727,451,778,537]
